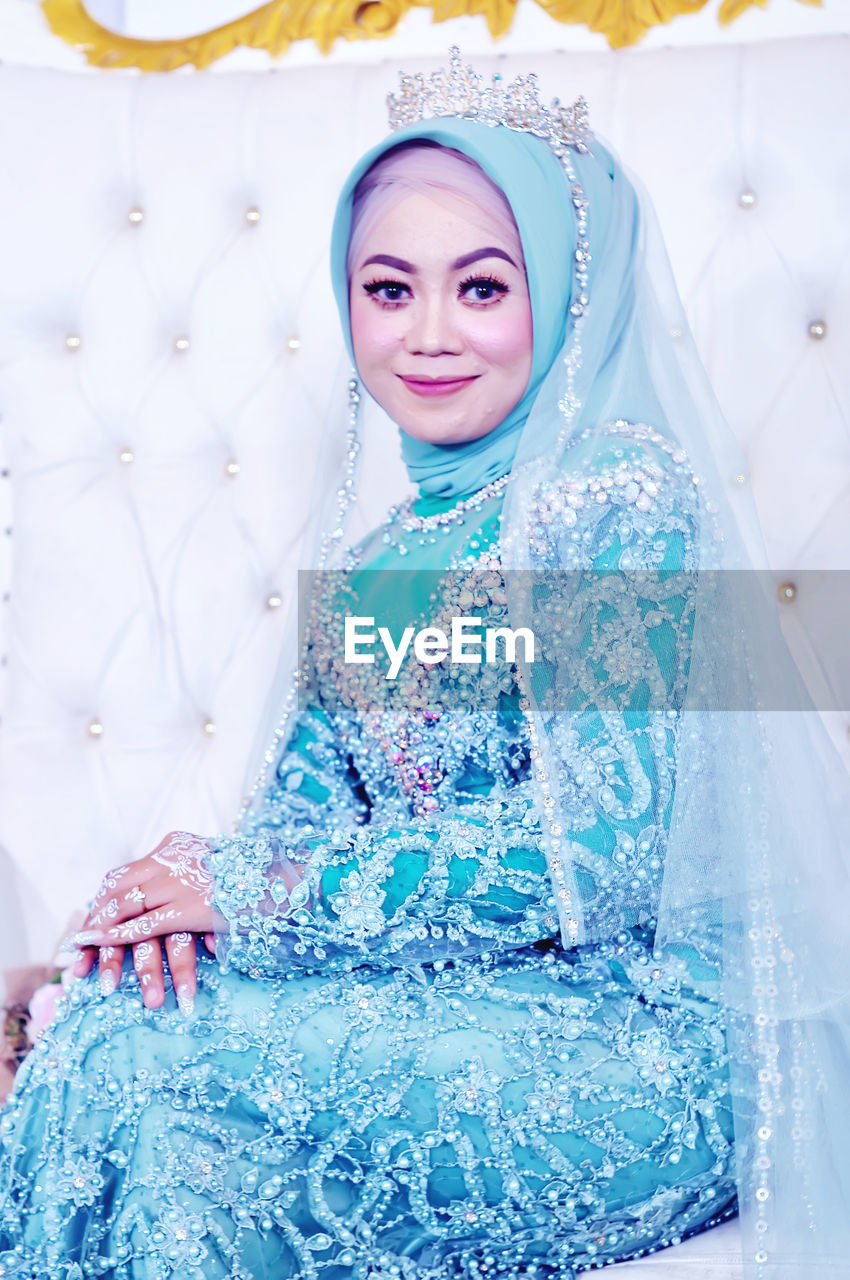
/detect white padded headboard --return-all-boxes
[0,36,848,962]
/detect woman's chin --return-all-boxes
[398,417,496,448]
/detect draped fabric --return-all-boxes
[243,106,850,1277]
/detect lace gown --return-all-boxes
[0,428,737,1279]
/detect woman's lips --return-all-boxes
[397,375,480,398]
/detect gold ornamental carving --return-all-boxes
[41,0,823,70]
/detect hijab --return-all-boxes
[330,118,590,500]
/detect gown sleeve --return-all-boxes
[205,429,702,981]
[204,709,555,977]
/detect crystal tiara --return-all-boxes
[387,47,593,156]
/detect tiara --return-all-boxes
[387,47,592,157]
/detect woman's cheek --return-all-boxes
[351,302,402,369]
[469,306,533,371]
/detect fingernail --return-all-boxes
[73,931,101,947]
[99,970,117,997]
[176,985,195,1018]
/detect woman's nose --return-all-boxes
[404,294,463,356]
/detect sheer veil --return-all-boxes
[233,55,850,1279]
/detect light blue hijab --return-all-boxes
[330,118,596,500]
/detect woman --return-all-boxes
[0,51,848,1280]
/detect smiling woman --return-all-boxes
[347,142,534,447]
[1,49,849,1280]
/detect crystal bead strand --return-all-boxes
[236,377,363,824]
[555,150,589,449]
[511,144,588,948]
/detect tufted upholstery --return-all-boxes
[2,32,849,1280]
[1,36,848,968]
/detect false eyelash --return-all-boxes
[458,273,510,296]
[363,278,409,294]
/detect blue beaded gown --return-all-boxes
[0,423,738,1280]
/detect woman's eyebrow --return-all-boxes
[360,254,416,273]
[359,248,519,273]
[452,247,518,270]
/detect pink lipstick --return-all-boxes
[398,375,479,398]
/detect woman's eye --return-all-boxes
[459,276,509,304]
[363,279,410,306]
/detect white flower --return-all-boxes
[52,1153,104,1208]
[328,869,386,940]
[149,1204,207,1269]
[443,1059,503,1116]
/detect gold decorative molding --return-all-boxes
[536,0,707,49]
[718,0,821,19]
[40,0,824,70]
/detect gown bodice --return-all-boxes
[208,425,708,986]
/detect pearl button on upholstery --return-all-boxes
[88,719,103,737]
[245,207,261,225]
[118,448,134,464]
[778,581,797,602]
[203,721,217,736]
[174,336,190,353]
[737,189,757,209]
[225,460,240,477]
[266,593,283,609]
[286,336,301,353]
[808,320,827,340]
[65,334,81,352]
[128,206,144,225]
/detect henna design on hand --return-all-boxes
[133,941,155,987]
[89,897,121,928]
[91,865,130,907]
[152,832,214,907]
[112,908,180,943]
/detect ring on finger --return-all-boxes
[125,885,147,911]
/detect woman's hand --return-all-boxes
[74,934,217,1015]
[73,831,225,1014]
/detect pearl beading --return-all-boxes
[377,473,511,556]
[396,471,511,532]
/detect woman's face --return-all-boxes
[349,190,533,445]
